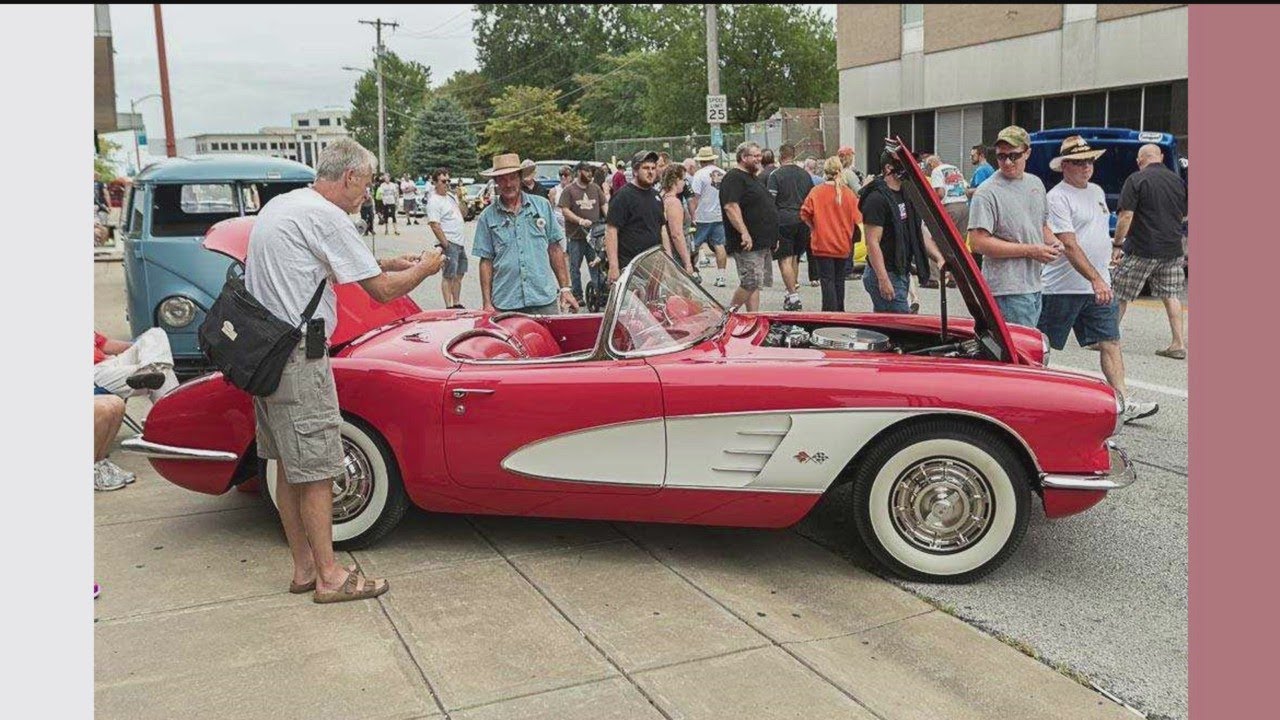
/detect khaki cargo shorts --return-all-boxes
[253,342,345,484]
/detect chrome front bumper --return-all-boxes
[1040,440,1137,491]
[120,436,239,462]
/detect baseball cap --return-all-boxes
[631,150,659,169]
[995,125,1031,149]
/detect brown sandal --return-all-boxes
[313,569,388,604]
[288,579,316,594]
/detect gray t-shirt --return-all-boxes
[245,187,381,340]
[968,172,1049,296]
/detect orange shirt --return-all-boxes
[800,182,862,258]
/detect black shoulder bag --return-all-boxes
[198,269,326,397]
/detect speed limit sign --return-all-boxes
[706,95,727,123]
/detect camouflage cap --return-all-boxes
[995,125,1031,149]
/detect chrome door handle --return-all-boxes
[452,388,496,399]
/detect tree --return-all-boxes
[574,51,655,141]
[95,136,122,182]
[347,51,432,168]
[478,86,590,159]
[404,96,482,178]
[438,69,496,125]
[473,5,648,110]
[641,5,836,135]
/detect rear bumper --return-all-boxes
[120,436,238,462]
[1041,440,1137,491]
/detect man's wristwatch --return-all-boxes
[559,287,573,294]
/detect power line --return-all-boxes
[395,7,471,38]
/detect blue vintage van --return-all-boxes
[1027,127,1186,236]
[120,155,315,377]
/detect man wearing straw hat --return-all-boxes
[1039,136,1158,424]
[472,153,578,314]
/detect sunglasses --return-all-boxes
[1063,158,1095,167]
[995,151,1025,164]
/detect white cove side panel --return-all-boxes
[665,411,914,493]
[501,418,666,486]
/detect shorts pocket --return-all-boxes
[294,413,344,480]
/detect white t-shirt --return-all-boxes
[379,181,398,206]
[426,191,465,247]
[690,164,725,223]
[548,184,567,232]
[1043,180,1113,295]
[245,188,381,339]
[930,164,969,205]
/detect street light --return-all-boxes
[130,94,162,172]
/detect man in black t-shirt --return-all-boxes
[720,142,779,312]
[767,143,814,310]
[858,150,945,313]
[1111,144,1188,359]
[605,150,665,281]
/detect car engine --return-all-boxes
[763,325,894,352]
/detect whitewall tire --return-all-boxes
[851,420,1030,583]
[260,416,408,549]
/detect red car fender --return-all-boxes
[329,358,453,508]
[142,373,255,495]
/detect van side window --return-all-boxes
[127,187,145,238]
[151,184,239,237]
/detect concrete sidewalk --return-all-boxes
[95,455,1133,720]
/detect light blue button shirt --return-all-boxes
[472,192,566,311]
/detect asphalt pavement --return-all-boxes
[95,217,1185,719]
[363,218,1189,720]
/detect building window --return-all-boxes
[1043,95,1073,130]
[902,4,923,26]
[319,118,331,127]
[297,119,310,127]
[270,142,279,150]
[1107,88,1142,130]
[288,142,296,149]
[1011,99,1041,132]
[231,143,240,150]
[912,111,934,154]
[1143,83,1173,132]
[1075,92,1106,127]
[336,117,343,126]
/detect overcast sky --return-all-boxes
[108,4,836,139]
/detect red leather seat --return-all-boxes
[493,315,562,358]
[450,334,525,360]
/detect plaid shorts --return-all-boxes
[1111,254,1186,302]
[732,247,774,291]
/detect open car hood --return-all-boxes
[202,216,421,347]
[888,138,1019,363]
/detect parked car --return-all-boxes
[532,160,605,190]
[121,155,315,378]
[122,140,1134,584]
[461,181,490,221]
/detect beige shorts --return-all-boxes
[253,342,345,484]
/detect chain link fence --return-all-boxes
[594,132,745,165]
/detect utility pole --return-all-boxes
[705,4,722,153]
[153,4,177,157]
[359,18,398,174]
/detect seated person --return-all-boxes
[94,328,179,402]
[94,392,131,492]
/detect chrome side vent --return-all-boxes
[712,418,792,477]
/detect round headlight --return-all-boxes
[159,296,197,328]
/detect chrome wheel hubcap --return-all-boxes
[890,458,993,553]
[331,438,374,523]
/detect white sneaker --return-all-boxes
[102,459,136,484]
[783,293,802,311]
[1121,397,1159,424]
[713,276,726,287]
[699,256,713,268]
[95,461,127,492]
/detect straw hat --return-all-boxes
[481,153,523,177]
[1049,136,1107,172]
[694,146,717,162]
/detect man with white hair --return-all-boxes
[246,138,444,604]
[1111,143,1189,359]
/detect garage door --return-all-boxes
[935,105,983,171]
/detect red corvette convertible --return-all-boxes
[123,141,1135,583]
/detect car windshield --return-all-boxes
[607,249,726,356]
